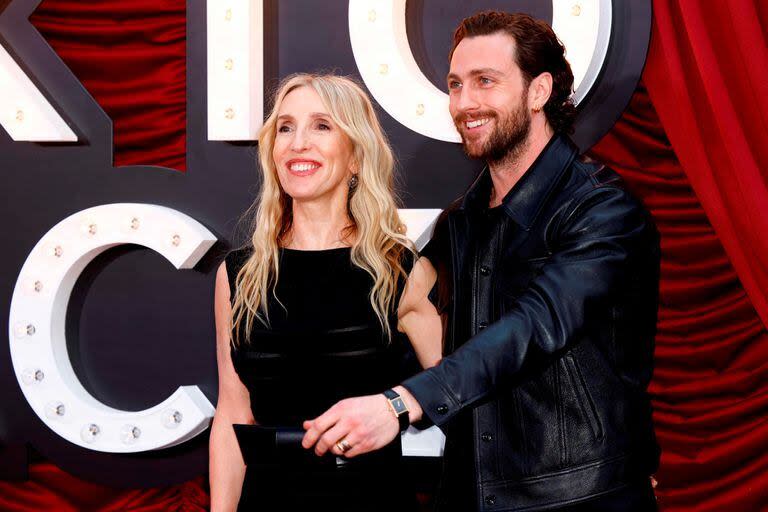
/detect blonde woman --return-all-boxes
[209,74,442,511]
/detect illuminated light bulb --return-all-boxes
[45,401,66,419]
[22,278,42,296]
[121,424,141,444]
[81,222,97,236]
[225,108,235,119]
[379,64,389,75]
[368,9,376,22]
[224,58,233,70]
[416,103,425,116]
[162,409,183,429]
[16,110,24,122]
[224,8,232,21]
[171,234,181,247]
[80,423,100,443]
[21,368,44,385]
[130,217,140,230]
[571,4,582,16]
[13,323,31,338]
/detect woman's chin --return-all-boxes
[285,189,328,204]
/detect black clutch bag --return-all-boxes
[233,424,335,466]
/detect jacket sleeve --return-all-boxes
[401,185,656,428]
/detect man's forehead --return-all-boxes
[449,32,517,76]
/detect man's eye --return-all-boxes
[448,81,462,90]
[480,77,493,85]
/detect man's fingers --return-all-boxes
[301,406,340,449]
[343,434,373,459]
[315,421,349,457]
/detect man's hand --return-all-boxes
[302,386,423,458]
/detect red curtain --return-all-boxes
[30,0,187,171]
[632,3,768,507]
[643,0,768,329]
[1,1,766,511]
[0,462,208,511]
[590,83,768,510]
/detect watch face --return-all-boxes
[390,397,407,415]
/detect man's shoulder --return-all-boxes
[570,154,625,189]
[557,154,646,214]
[557,156,655,242]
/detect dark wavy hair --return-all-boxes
[450,11,577,134]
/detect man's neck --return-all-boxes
[487,124,555,208]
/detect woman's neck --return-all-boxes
[283,199,354,250]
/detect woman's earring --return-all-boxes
[348,174,359,189]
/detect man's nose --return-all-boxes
[453,88,480,115]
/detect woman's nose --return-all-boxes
[290,128,311,152]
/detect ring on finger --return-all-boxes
[335,438,352,453]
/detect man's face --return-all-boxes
[448,33,531,163]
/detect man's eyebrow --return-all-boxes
[446,68,504,81]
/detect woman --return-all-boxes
[209,74,442,511]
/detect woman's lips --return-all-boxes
[285,159,322,176]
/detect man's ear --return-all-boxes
[529,72,553,112]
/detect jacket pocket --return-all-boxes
[562,354,604,442]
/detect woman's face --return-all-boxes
[272,86,356,204]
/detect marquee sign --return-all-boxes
[8,204,217,453]
[0,0,650,486]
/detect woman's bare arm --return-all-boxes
[397,256,443,368]
[209,262,256,512]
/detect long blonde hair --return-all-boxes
[231,73,413,344]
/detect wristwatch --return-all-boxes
[383,388,410,433]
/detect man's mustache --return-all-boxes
[453,111,498,128]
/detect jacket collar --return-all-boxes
[459,134,578,231]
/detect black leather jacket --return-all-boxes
[403,135,660,511]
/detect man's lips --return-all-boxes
[456,115,493,137]
[464,117,491,130]
[285,159,322,176]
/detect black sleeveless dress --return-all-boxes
[224,247,418,511]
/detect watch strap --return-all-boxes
[383,388,410,432]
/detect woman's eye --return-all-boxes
[277,125,292,133]
[317,122,331,131]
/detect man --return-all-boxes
[303,11,660,511]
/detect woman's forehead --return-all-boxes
[278,86,329,116]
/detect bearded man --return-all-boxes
[304,11,660,511]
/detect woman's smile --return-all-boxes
[286,159,323,177]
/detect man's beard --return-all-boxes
[456,97,531,166]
